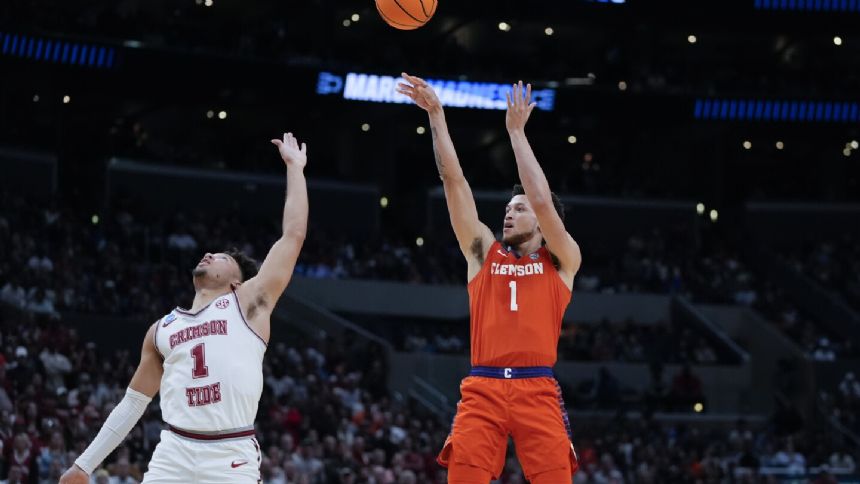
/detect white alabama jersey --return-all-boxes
[154,290,266,432]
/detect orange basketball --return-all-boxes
[375,0,437,30]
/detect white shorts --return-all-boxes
[142,430,261,484]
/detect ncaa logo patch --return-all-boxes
[215,298,230,310]
[162,313,177,327]
[530,253,539,260]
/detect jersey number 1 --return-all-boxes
[509,281,519,311]
[191,343,209,379]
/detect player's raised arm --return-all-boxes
[505,81,582,286]
[397,73,494,276]
[60,323,163,484]
[238,133,308,316]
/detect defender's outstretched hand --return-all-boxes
[271,132,307,169]
[396,72,442,114]
[59,465,89,484]
[505,80,536,133]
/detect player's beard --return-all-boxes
[502,228,536,248]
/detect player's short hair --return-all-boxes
[223,248,259,282]
[512,184,565,221]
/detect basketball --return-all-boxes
[376,0,437,30]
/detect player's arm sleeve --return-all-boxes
[74,387,151,474]
[76,323,162,474]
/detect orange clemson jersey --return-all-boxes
[468,241,572,368]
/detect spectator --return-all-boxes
[93,469,111,484]
[108,456,140,484]
[829,449,856,473]
[770,439,806,474]
[7,434,35,482]
[2,465,27,484]
[839,372,860,400]
[39,347,72,393]
[670,365,705,412]
[36,431,67,483]
[812,337,837,362]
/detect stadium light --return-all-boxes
[776,141,784,150]
[688,35,697,44]
[743,140,752,150]
[416,237,424,247]
[380,196,389,208]
[544,27,554,36]
[834,36,843,46]
[709,210,718,223]
[351,13,360,21]
[498,22,511,32]
[567,135,577,144]
[696,203,705,215]
[361,123,370,132]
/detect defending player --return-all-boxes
[397,75,581,483]
[59,132,309,484]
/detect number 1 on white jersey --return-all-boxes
[509,281,518,311]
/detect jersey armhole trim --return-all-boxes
[543,247,573,295]
[467,240,500,288]
[152,320,165,360]
[232,289,268,348]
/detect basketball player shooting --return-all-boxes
[397,74,582,483]
[59,132,309,484]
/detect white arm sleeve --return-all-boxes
[74,387,152,474]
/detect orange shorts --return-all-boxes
[437,372,579,481]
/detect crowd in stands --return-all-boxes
[820,370,860,441]
[402,326,466,355]
[783,237,860,314]
[557,363,711,416]
[754,282,851,361]
[396,318,722,366]
[0,307,455,483]
[0,193,270,323]
[576,229,856,361]
[573,229,690,296]
[2,190,860,481]
[1,306,858,483]
[559,319,719,365]
[2,189,855,366]
[0,191,469,327]
[569,410,857,484]
[294,231,464,286]
[573,228,757,306]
